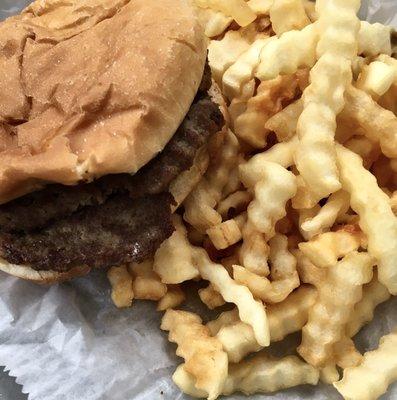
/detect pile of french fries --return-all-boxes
[108,0,397,399]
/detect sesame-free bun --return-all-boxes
[0,0,207,204]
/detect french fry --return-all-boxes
[358,21,392,57]
[161,310,228,400]
[334,336,363,369]
[291,175,319,210]
[239,221,270,276]
[240,161,297,238]
[298,230,364,269]
[174,354,319,398]
[184,131,239,233]
[300,191,350,240]
[217,191,252,219]
[298,251,374,367]
[294,248,327,286]
[207,286,316,364]
[108,265,134,308]
[344,136,380,169]
[334,329,397,400]
[233,74,303,148]
[157,285,185,311]
[208,31,252,83]
[206,213,246,250]
[247,0,273,15]
[336,144,397,294]
[193,246,270,346]
[197,8,233,38]
[195,0,257,27]
[153,215,199,284]
[341,86,397,158]
[269,0,310,35]
[129,260,167,301]
[222,38,270,100]
[256,23,318,80]
[198,284,226,310]
[320,363,340,384]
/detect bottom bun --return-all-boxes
[0,261,91,284]
[0,149,210,284]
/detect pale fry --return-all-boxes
[334,329,397,400]
[334,336,363,369]
[206,214,245,250]
[269,0,310,35]
[299,230,364,269]
[108,265,134,308]
[341,86,397,158]
[300,191,350,240]
[197,8,233,38]
[194,247,270,346]
[195,0,256,27]
[157,285,185,311]
[343,136,380,169]
[298,251,374,367]
[291,175,319,210]
[153,215,199,284]
[129,260,167,301]
[247,0,273,15]
[184,131,239,233]
[358,21,392,56]
[198,284,226,310]
[336,144,397,294]
[256,23,318,80]
[217,191,252,219]
[161,310,228,400]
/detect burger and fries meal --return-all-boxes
[0,0,396,399]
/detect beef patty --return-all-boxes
[0,69,224,272]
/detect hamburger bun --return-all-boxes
[0,0,207,204]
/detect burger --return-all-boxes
[0,0,224,283]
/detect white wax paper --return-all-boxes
[0,1,396,399]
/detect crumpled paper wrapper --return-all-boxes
[0,1,396,399]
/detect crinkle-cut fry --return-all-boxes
[334,329,397,400]
[334,336,363,369]
[358,21,392,57]
[195,0,256,27]
[341,86,397,158]
[346,278,391,338]
[336,144,397,294]
[221,155,246,199]
[233,264,299,304]
[217,191,252,219]
[173,354,319,398]
[298,251,374,367]
[256,23,318,81]
[291,175,320,210]
[233,74,302,148]
[371,155,394,188]
[320,363,340,384]
[222,37,270,100]
[161,310,228,400]
[208,285,316,344]
[356,61,395,98]
[240,221,270,276]
[198,284,226,310]
[241,161,297,238]
[108,265,134,308]
[303,0,317,22]
[269,0,310,35]
[184,131,239,233]
[193,247,270,346]
[129,260,167,301]
[222,354,319,395]
[153,215,199,284]
[197,7,233,38]
[269,233,299,281]
[298,230,364,269]
[247,0,273,15]
[265,99,303,142]
[206,213,246,250]
[344,136,380,169]
[208,31,251,84]
[157,285,185,311]
[300,191,350,240]
[295,0,360,200]
[294,249,328,286]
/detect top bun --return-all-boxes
[0,0,207,204]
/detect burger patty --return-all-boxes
[0,75,224,272]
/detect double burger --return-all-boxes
[0,0,224,283]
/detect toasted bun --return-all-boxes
[0,0,207,204]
